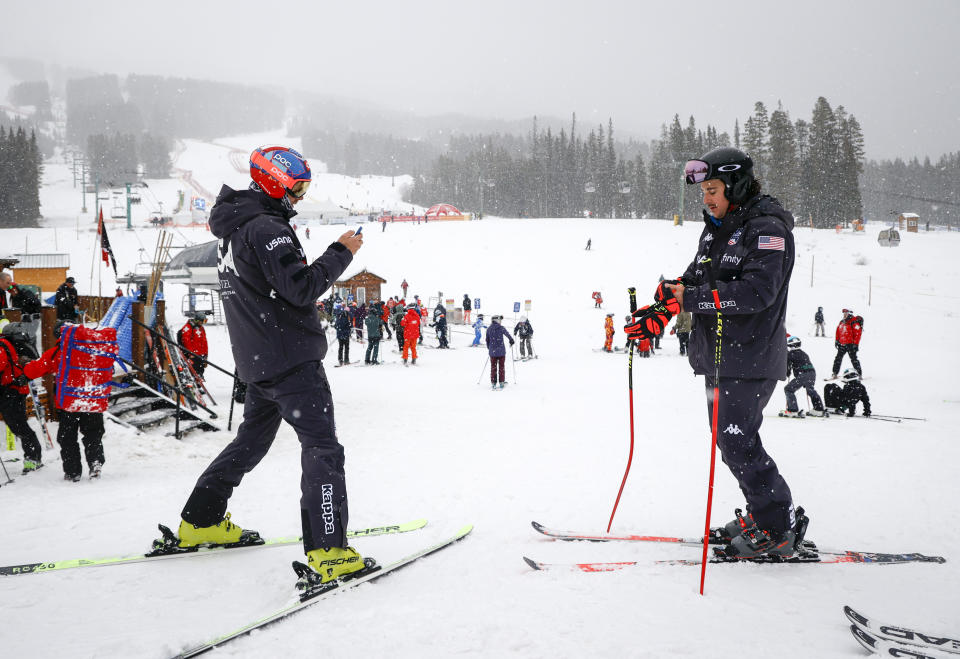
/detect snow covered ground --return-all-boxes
[1,136,958,658]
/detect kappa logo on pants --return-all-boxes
[723,424,745,436]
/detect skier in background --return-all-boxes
[392,303,406,352]
[401,303,421,365]
[603,313,615,352]
[814,306,825,337]
[831,309,863,378]
[485,315,515,390]
[471,314,487,347]
[781,336,825,417]
[672,310,692,355]
[462,294,472,324]
[364,305,384,364]
[592,291,603,308]
[431,310,449,348]
[825,369,871,417]
[335,307,352,365]
[514,316,534,359]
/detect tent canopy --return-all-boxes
[425,203,462,219]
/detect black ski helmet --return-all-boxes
[787,336,801,350]
[684,146,755,205]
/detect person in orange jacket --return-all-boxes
[603,313,615,352]
[400,304,421,365]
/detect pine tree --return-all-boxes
[801,97,841,227]
[765,102,800,211]
[742,102,768,177]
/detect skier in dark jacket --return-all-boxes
[825,369,871,417]
[781,336,824,417]
[55,277,79,321]
[513,316,534,359]
[814,306,825,337]
[430,310,449,348]
[485,315,514,389]
[335,307,353,365]
[462,294,472,324]
[363,307,384,364]
[625,147,803,560]
[173,146,369,585]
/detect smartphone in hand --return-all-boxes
[355,226,363,235]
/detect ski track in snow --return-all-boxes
[1,131,958,658]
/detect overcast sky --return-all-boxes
[3,0,957,160]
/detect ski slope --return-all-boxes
[1,136,958,658]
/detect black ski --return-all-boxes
[845,605,960,655]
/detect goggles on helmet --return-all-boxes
[684,160,711,184]
[288,179,311,199]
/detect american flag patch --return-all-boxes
[758,235,785,251]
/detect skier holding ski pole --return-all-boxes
[625,147,805,574]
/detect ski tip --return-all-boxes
[454,524,474,539]
[843,605,868,628]
[849,624,879,652]
[531,521,546,533]
[523,556,542,571]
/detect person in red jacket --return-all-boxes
[400,304,421,365]
[603,313,615,352]
[177,313,209,378]
[0,323,43,474]
[24,324,115,481]
[831,308,863,378]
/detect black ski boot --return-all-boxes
[715,507,816,562]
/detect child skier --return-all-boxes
[781,336,825,417]
[825,369,871,417]
[0,322,44,474]
[471,314,487,347]
[401,304,421,365]
[603,313,615,352]
[513,316,534,359]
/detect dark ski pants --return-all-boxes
[396,329,404,351]
[784,371,823,412]
[337,338,350,364]
[832,344,861,376]
[518,337,532,357]
[365,339,380,363]
[187,355,206,379]
[0,386,41,462]
[57,411,104,477]
[815,322,825,337]
[181,361,349,553]
[677,332,689,355]
[490,356,506,384]
[438,331,448,348]
[705,376,794,534]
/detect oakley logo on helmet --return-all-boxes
[717,164,742,172]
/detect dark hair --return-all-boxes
[747,178,762,198]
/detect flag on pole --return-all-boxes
[98,208,118,276]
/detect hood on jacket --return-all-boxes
[207,184,297,239]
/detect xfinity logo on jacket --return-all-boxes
[721,254,742,266]
[265,235,294,251]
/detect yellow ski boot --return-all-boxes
[304,546,375,584]
[176,513,261,548]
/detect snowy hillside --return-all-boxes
[1,136,958,658]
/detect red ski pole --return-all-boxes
[607,287,637,532]
[699,257,723,595]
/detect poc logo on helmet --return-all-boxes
[717,164,741,172]
[273,154,292,168]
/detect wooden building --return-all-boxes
[11,253,71,293]
[898,213,920,233]
[334,269,387,304]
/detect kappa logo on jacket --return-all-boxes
[723,424,745,436]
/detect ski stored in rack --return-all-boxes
[0,519,427,577]
[171,524,473,658]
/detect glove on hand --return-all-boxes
[653,281,682,315]
[624,304,672,341]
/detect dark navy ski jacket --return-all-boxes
[680,195,795,380]
[485,321,514,357]
[787,348,815,378]
[210,185,352,382]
